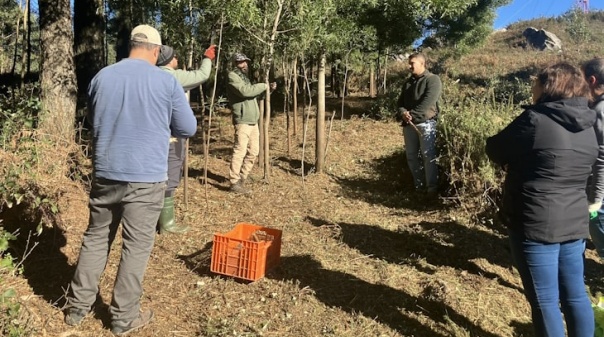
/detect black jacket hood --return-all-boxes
[523,97,596,132]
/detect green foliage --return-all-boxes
[422,0,511,56]
[563,7,590,43]
[0,83,59,233]
[438,79,517,211]
[0,227,33,337]
[487,75,532,106]
[367,75,406,119]
[0,84,39,147]
[0,0,24,71]
[0,228,17,272]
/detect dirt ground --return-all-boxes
[7,96,604,337]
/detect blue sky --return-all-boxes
[495,0,604,29]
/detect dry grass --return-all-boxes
[7,15,604,334]
[2,96,603,337]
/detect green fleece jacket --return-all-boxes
[226,69,267,125]
[159,58,212,92]
[397,70,442,124]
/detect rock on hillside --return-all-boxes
[522,27,563,51]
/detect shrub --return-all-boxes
[366,76,406,120]
[0,226,35,337]
[438,79,518,214]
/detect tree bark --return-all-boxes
[39,0,77,144]
[74,0,106,102]
[315,51,326,174]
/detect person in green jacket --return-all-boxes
[226,52,276,194]
[155,44,216,233]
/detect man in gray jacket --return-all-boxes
[155,44,215,233]
[226,53,275,194]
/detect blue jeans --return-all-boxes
[403,119,438,191]
[508,230,594,337]
[589,210,604,258]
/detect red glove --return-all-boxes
[204,45,216,61]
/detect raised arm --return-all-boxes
[173,58,213,91]
[227,72,267,99]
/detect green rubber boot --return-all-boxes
[158,196,189,234]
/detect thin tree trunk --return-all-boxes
[292,57,298,136]
[302,60,308,134]
[382,47,389,93]
[26,0,31,75]
[301,61,312,186]
[376,51,382,95]
[315,51,326,174]
[258,99,265,170]
[324,109,336,163]
[183,0,194,209]
[369,61,376,98]
[20,0,29,84]
[262,0,283,181]
[282,57,291,156]
[204,15,225,203]
[11,0,22,78]
[341,50,351,121]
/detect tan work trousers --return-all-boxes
[229,124,259,185]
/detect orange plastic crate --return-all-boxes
[210,223,282,281]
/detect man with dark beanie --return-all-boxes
[156,44,216,234]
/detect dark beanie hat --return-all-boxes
[157,45,175,66]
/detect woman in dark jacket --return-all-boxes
[486,62,597,337]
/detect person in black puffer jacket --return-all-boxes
[486,62,597,337]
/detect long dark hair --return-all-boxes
[536,62,590,104]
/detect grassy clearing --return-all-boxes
[3,12,604,337]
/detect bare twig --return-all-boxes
[239,25,268,46]
[204,14,225,205]
[323,110,336,164]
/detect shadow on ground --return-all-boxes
[271,254,503,337]
[274,156,315,176]
[334,149,447,211]
[305,216,521,292]
[177,241,215,278]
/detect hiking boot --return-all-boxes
[64,307,88,326]
[229,181,249,194]
[111,309,154,336]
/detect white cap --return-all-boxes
[130,24,162,46]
